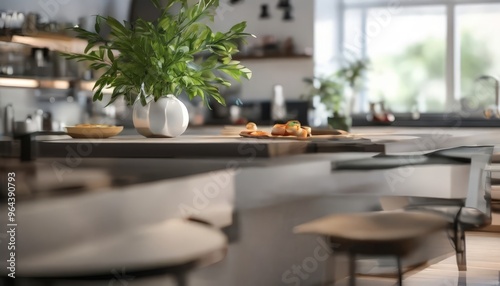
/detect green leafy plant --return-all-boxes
[303,75,345,115]
[303,59,368,115]
[64,0,252,107]
[337,59,369,90]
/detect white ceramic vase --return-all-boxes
[133,95,189,138]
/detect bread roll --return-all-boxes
[246,122,257,131]
[271,124,286,136]
[296,128,308,138]
[285,120,301,135]
[302,126,312,137]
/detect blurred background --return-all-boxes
[1,0,500,134]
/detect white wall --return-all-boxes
[314,0,342,76]
[210,0,315,100]
[240,58,314,100]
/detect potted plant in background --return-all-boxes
[303,74,349,130]
[303,59,368,131]
[64,0,252,137]
[337,59,369,116]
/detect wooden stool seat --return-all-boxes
[294,211,449,285]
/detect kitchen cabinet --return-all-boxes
[0,32,93,90]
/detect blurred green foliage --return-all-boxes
[303,59,368,115]
[369,30,492,112]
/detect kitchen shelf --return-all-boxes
[0,76,115,93]
[0,76,111,92]
[0,32,87,53]
[0,76,75,89]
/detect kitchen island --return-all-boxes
[1,127,498,285]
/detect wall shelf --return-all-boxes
[0,76,75,89]
[0,76,115,94]
[0,32,87,53]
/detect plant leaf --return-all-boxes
[150,0,162,9]
[62,0,252,107]
[229,22,246,34]
[107,49,115,61]
[95,15,101,33]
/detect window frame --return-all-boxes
[338,0,500,113]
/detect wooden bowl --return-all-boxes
[65,126,124,139]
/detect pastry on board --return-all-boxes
[242,120,316,139]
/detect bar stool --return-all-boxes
[11,219,227,286]
[294,210,449,286]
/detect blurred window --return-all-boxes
[457,4,500,113]
[341,0,500,114]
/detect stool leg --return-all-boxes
[458,271,467,286]
[324,248,336,286]
[454,222,467,271]
[175,272,187,286]
[396,256,402,286]
[349,252,356,286]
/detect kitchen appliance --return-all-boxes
[26,47,53,77]
[2,103,14,136]
[271,84,287,122]
[0,42,27,76]
[14,119,37,135]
